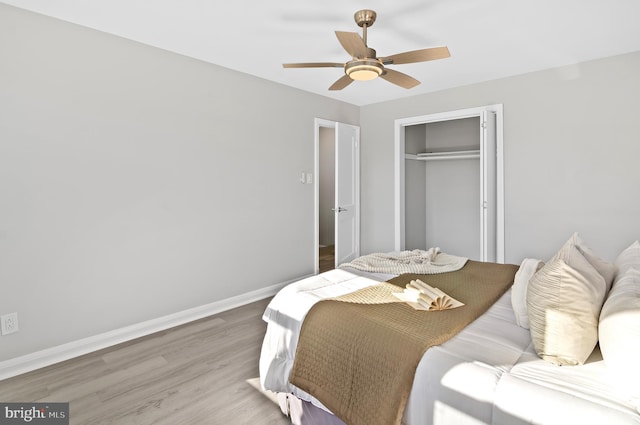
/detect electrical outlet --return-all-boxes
[1,312,19,335]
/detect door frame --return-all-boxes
[314,118,360,274]
[393,105,505,262]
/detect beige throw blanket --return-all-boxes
[289,261,519,425]
[338,248,468,275]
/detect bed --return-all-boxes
[259,237,640,425]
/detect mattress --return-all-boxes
[259,267,640,425]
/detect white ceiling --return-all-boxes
[3,0,640,106]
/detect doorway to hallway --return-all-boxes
[314,119,360,274]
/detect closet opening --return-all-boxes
[394,105,504,263]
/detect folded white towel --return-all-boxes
[396,279,464,311]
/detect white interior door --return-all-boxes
[334,122,360,266]
[481,110,497,262]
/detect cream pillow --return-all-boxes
[527,243,606,366]
[511,258,544,329]
[614,240,640,277]
[556,233,616,293]
[599,268,640,411]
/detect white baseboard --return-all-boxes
[0,276,310,381]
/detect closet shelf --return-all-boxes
[405,150,481,161]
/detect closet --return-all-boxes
[395,106,502,262]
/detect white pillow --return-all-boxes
[614,240,640,277]
[511,258,544,329]
[599,268,640,411]
[527,243,606,366]
[556,233,616,293]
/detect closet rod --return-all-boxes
[405,150,480,161]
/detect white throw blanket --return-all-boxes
[339,248,468,275]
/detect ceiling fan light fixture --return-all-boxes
[345,60,383,81]
[283,10,450,91]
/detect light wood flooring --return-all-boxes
[0,298,290,425]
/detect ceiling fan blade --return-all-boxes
[335,31,367,58]
[379,46,450,65]
[329,74,354,91]
[283,62,344,68]
[380,68,421,89]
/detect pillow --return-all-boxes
[511,258,544,329]
[555,233,616,293]
[614,240,640,277]
[527,243,606,366]
[599,268,640,411]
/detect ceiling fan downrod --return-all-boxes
[354,9,376,49]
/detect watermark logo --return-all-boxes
[0,403,68,424]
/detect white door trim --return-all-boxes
[314,118,361,273]
[394,105,505,262]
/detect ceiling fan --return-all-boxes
[283,9,451,91]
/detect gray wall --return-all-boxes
[425,117,480,152]
[319,127,335,246]
[404,125,426,250]
[403,118,481,257]
[2,2,640,364]
[0,4,358,361]
[424,158,480,259]
[423,118,480,258]
[361,51,640,264]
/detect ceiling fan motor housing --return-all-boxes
[354,9,377,27]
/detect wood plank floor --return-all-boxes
[319,245,335,274]
[0,298,291,425]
